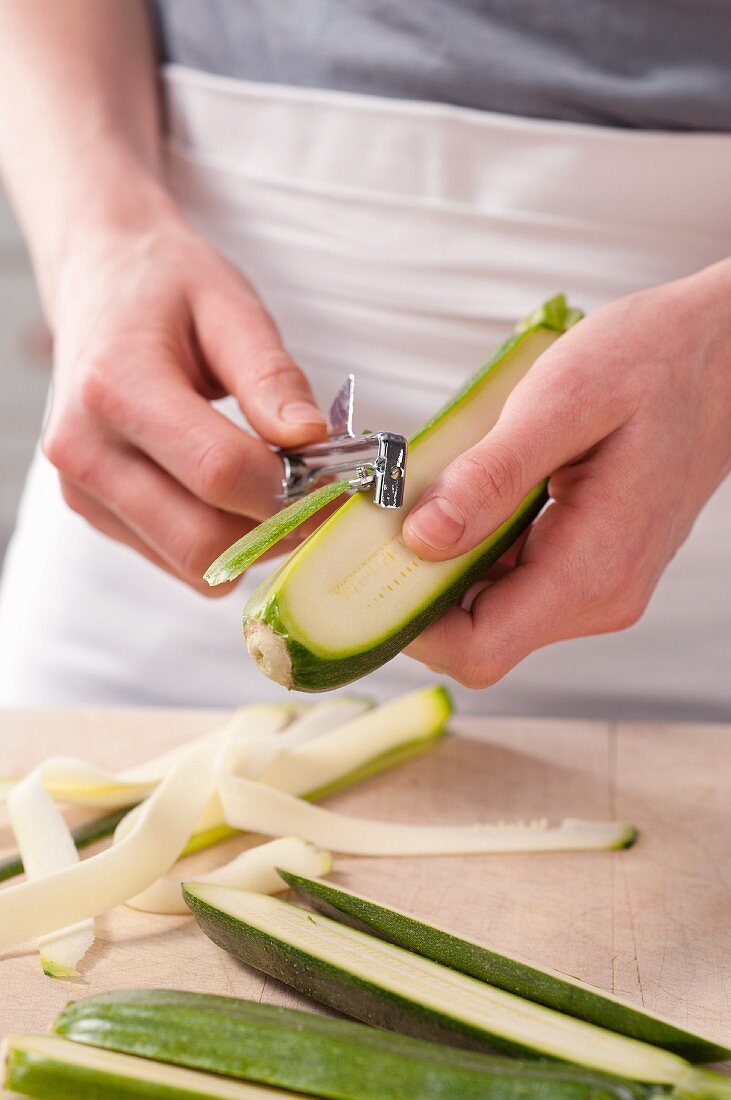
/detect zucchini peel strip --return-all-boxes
[127,837,332,915]
[0,686,636,977]
[205,478,352,586]
[7,768,94,977]
[216,761,635,855]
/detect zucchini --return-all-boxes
[1,1034,298,1099]
[55,988,661,1100]
[0,807,131,885]
[182,886,731,1097]
[243,295,580,691]
[183,686,448,855]
[280,873,730,1063]
[205,479,351,586]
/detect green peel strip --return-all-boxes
[205,480,352,586]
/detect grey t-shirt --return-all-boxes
[153,0,731,132]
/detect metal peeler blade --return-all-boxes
[278,374,407,508]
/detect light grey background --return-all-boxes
[0,191,48,566]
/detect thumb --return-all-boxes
[193,282,327,448]
[402,366,622,561]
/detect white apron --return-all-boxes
[1,65,729,718]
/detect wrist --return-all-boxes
[39,142,184,325]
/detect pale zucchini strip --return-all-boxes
[0,704,295,807]
[123,698,369,913]
[117,696,373,848]
[0,738,218,952]
[216,759,634,855]
[0,692,443,961]
[183,689,447,849]
[0,777,18,802]
[6,767,94,977]
[127,837,332,915]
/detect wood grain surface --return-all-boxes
[1,706,729,1089]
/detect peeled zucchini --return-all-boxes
[280,872,731,1063]
[243,295,581,691]
[182,886,731,1098]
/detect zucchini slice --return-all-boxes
[205,479,351,586]
[0,807,131,885]
[55,989,661,1100]
[1,1034,299,1099]
[280,873,731,1063]
[183,686,448,856]
[243,295,580,691]
[182,886,731,1097]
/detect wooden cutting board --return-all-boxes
[1,706,729,1087]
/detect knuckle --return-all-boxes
[604,590,648,632]
[192,440,241,502]
[43,422,97,487]
[248,350,302,393]
[175,536,211,581]
[42,422,72,472]
[78,355,120,419]
[58,477,86,515]
[460,441,523,516]
[458,666,490,690]
[458,648,502,690]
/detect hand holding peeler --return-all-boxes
[278,375,408,509]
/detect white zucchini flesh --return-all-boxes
[181,686,453,848]
[0,738,218,952]
[6,768,93,977]
[0,689,446,957]
[0,704,294,808]
[244,326,559,690]
[255,687,446,795]
[2,1034,302,1099]
[0,685,635,970]
[126,837,332,915]
[121,698,371,914]
[216,763,634,855]
[183,887,690,1088]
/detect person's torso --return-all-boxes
[152,0,731,132]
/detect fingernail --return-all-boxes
[280,401,327,426]
[407,497,465,550]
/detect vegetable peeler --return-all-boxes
[278,375,408,509]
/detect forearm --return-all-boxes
[0,0,172,320]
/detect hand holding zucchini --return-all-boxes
[227,295,581,691]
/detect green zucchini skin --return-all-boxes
[5,1047,175,1100]
[184,888,692,1086]
[54,989,660,1100]
[205,479,351,587]
[244,295,580,693]
[183,886,539,1060]
[280,873,731,1064]
[0,806,132,885]
[251,482,547,693]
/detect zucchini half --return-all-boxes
[1,1034,298,1099]
[280,872,731,1063]
[181,885,731,1097]
[54,988,660,1100]
[243,296,581,691]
